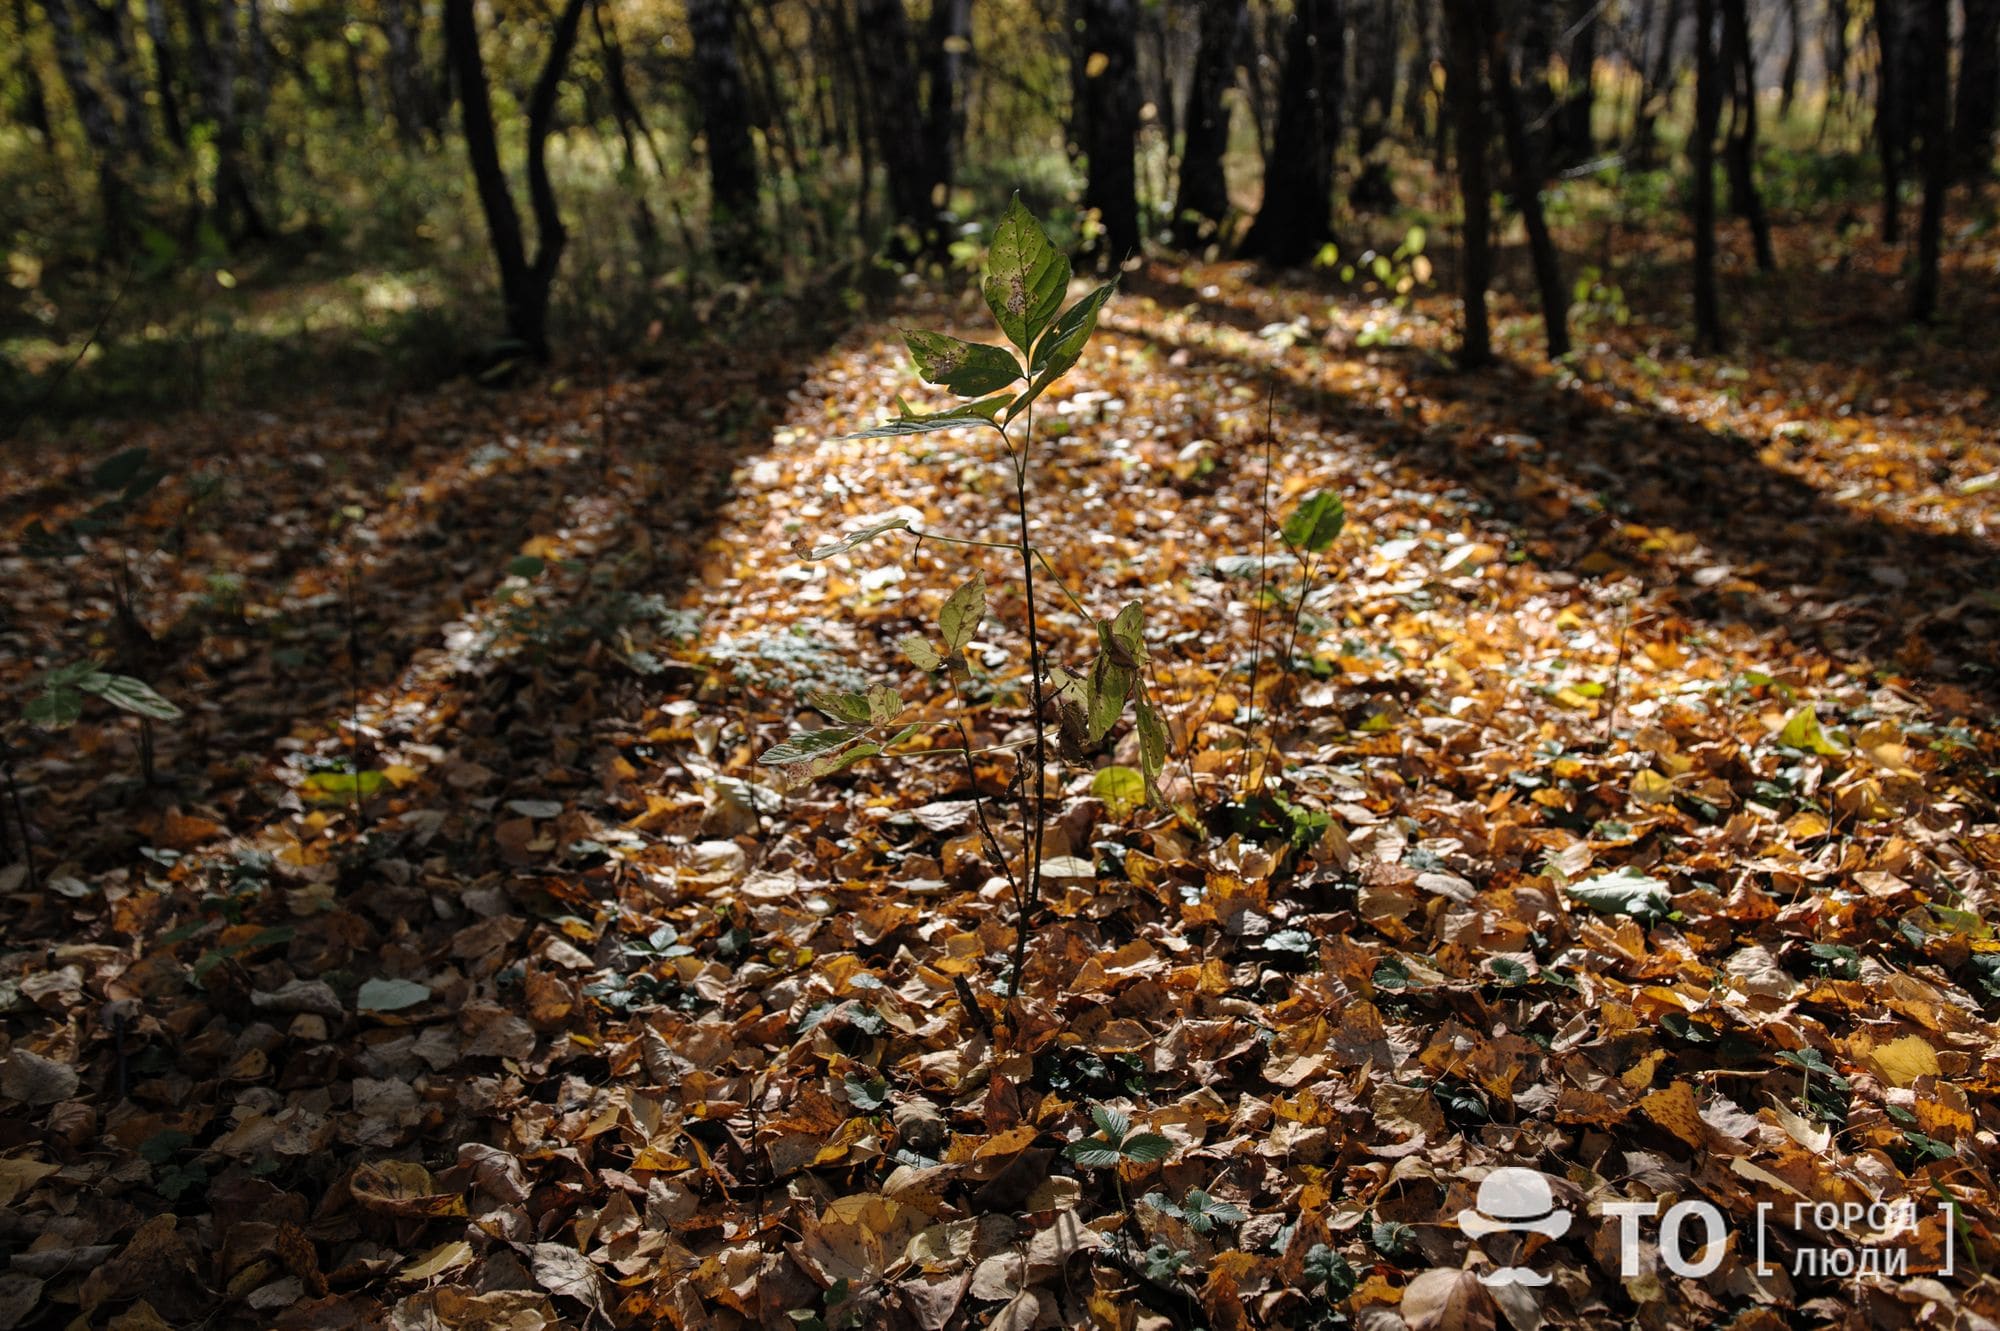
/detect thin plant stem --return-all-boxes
[1005,400,1046,1008]
[1253,552,1319,794]
[946,673,1022,908]
[1239,384,1278,797]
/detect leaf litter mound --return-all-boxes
[0,255,1997,1331]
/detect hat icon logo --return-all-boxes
[1458,1168,1570,1287]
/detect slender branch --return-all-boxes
[946,673,1021,906]
[1252,551,1319,793]
[1239,383,1278,797]
[1006,399,1047,1008]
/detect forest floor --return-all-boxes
[2,210,1999,1331]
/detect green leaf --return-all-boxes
[1002,281,1116,426]
[938,575,986,653]
[759,726,864,766]
[1090,765,1147,815]
[808,690,875,726]
[903,330,1023,397]
[1089,1104,1131,1142]
[91,446,152,491]
[800,515,911,561]
[1565,866,1672,921]
[1085,653,1133,744]
[865,685,903,725]
[80,673,182,721]
[507,555,547,578]
[1106,599,1147,667]
[1281,491,1346,554]
[1065,1142,1126,1169]
[843,1071,890,1112]
[982,196,1070,353]
[26,687,84,730]
[1135,697,1168,785]
[1030,280,1117,380]
[899,634,943,671]
[812,741,882,778]
[356,977,432,1012]
[1777,705,1848,755]
[1121,1133,1172,1163]
[835,395,1013,441]
[302,769,387,803]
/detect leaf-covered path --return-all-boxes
[3,252,1998,1330]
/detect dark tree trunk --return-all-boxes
[1692,0,1722,349]
[82,0,153,160]
[1442,0,1491,366]
[1558,0,1597,166]
[1876,0,1920,242]
[1481,0,1568,360]
[591,0,661,256]
[1403,0,1435,137]
[1956,0,2000,178]
[1076,0,1142,262]
[1911,0,1949,320]
[11,0,57,141]
[381,0,438,143]
[856,0,939,243]
[186,0,267,241]
[686,0,760,257]
[1632,0,1684,165]
[1821,0,1851,136]
[923,0,971,206]
[1352,0,1401,210]
[142,0,186,149]
[1720,0,1773,270]
[443,0,586,358]
[1778,0,1801,118]
[1241,0,1341,265]
[43,0,135,243]
[1174,0,1243,245]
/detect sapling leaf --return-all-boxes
[983,196,1070,353]
[938,576,986,652]
[1089,1104,1131,1141]
[80,673,183,721]
[903,330,1023,397]
[1085,652,1132,744]
[26,687,84,730]
[811,742,882,777]
[759,727,864,766]
[808,690,875,726]
[1106,600,1147,667]
[899,634,943,671]
[864,685,903,725]
[835,395,1013,441]
[1135,697,1168,786]
[1121,1133,1172,1163]
[1031,280,1118,381]
[798,516,912,561]
[1281,491,1346,553]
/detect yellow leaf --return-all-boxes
[1085,51,1109,78]
[1777,705,1846,755]
[1629,769,1675,806]
[397,1240,474,1282]
[1858,1033,1940,1087]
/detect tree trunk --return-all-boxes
[1692,0,1722,349]
[1720,0,1773,270]
[42,0,135,243]
[1876,0,1919,241]
[82,0,154,161]
[1076,0,1142,262]
[856,0,938,244]
[11,0,57,142]
[1352,0,1401,210]
[142,0,186,149]
[1241,0,1341,265]
[1911,0,1949,320]
[1442,0,1491,366]
[1403,0,1435,138]
[1174,0,1243,246]
[443,0,586,357]
[1632,0,1683,165]
[923,0,971,207]
[1558,0,1597,166]
[1481,0,1568,359]
[1956,0,2000,178]
[686,0,760,258]
[381,0,437,143]
[1778,0,1801,119]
